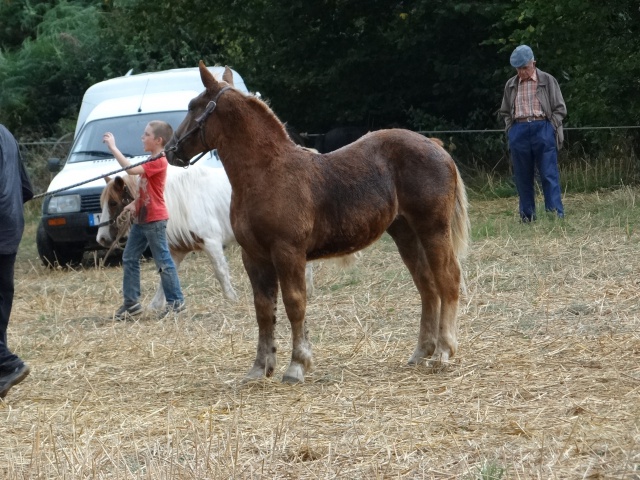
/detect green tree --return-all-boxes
[0,1,103,136]
[0,0,243,136]
[2,0,639,155]
[226,1,509,132]
[96,0,233,77]
[489,0,640,128]
[0,0,70,51]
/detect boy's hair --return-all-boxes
[148,120,173,147]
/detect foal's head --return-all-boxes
[166,61,293,169]
[96,176,136,248]
[165,62,238,167]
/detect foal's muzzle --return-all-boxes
[164,146,188,167]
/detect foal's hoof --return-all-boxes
[282,364,305,384]
[407,351,428,366]
[282,375,304,384]
[240,375,264,385]
[425,353,452,373]
[407,351,452,372]
[241,365,271,384]
[224,291,239,303]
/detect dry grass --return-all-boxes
[2,190,640,479]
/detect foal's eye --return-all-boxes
[108,200,117,207]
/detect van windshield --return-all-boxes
[67,112,187,163]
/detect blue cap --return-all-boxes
[510,45,534,68]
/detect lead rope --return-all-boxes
[33,153,165,200]
[100,209,132,265]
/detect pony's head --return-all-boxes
[165,61,236,167]
[96,175,136,248]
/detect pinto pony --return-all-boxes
[97,166,239,308]
[165,62,470,383]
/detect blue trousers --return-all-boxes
[508,120,564,221]
[122,220,184,307]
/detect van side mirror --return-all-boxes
[47,157,62,172]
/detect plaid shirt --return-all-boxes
[514,71,544,119]
[500,68,567,149]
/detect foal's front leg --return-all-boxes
[242,253,279,381]
[276,254,313,383]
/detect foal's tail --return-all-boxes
[451,165,471,293]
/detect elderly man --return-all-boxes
[499,45,567,222]
[0,124,33,398]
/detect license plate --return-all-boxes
[88,213,101,226]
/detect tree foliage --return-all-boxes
[0,0,638,151]
[224,1,510,132]
[489,0,640,127]
[95,0,231,76]
[0,1,103,136]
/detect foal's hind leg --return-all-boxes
[387,218,441,365]
[387,217,461,366]
[242,252,279,381]
[417,230,462,366]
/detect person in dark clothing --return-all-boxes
[0,124,34,398]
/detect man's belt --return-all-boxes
[515,116,547,123]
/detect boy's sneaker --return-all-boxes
[114,302,143,320]
[0,361,30,399]
[157,301,186,320]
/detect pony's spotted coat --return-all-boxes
[97,166,238,306]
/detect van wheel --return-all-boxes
[36,220,84,268]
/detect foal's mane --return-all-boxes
[230,89,291,145]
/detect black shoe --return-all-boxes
[0,362,30,399]
[114,302,143,320]
[157,301,186,320]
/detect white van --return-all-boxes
[37,66,248,266]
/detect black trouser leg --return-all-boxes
[0,253,20,366]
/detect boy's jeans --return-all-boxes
[122,220,183,307]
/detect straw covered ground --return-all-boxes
[1,189,639,479]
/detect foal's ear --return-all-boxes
[222,66,235,86]
[104,176,111,184]
[113,176,126,192]
[199,60,218,90]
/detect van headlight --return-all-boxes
[47,195,81,213]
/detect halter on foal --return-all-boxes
[166,61,470,383]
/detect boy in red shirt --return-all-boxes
[103,121,185,319]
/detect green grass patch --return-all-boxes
[474,461,506,480]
